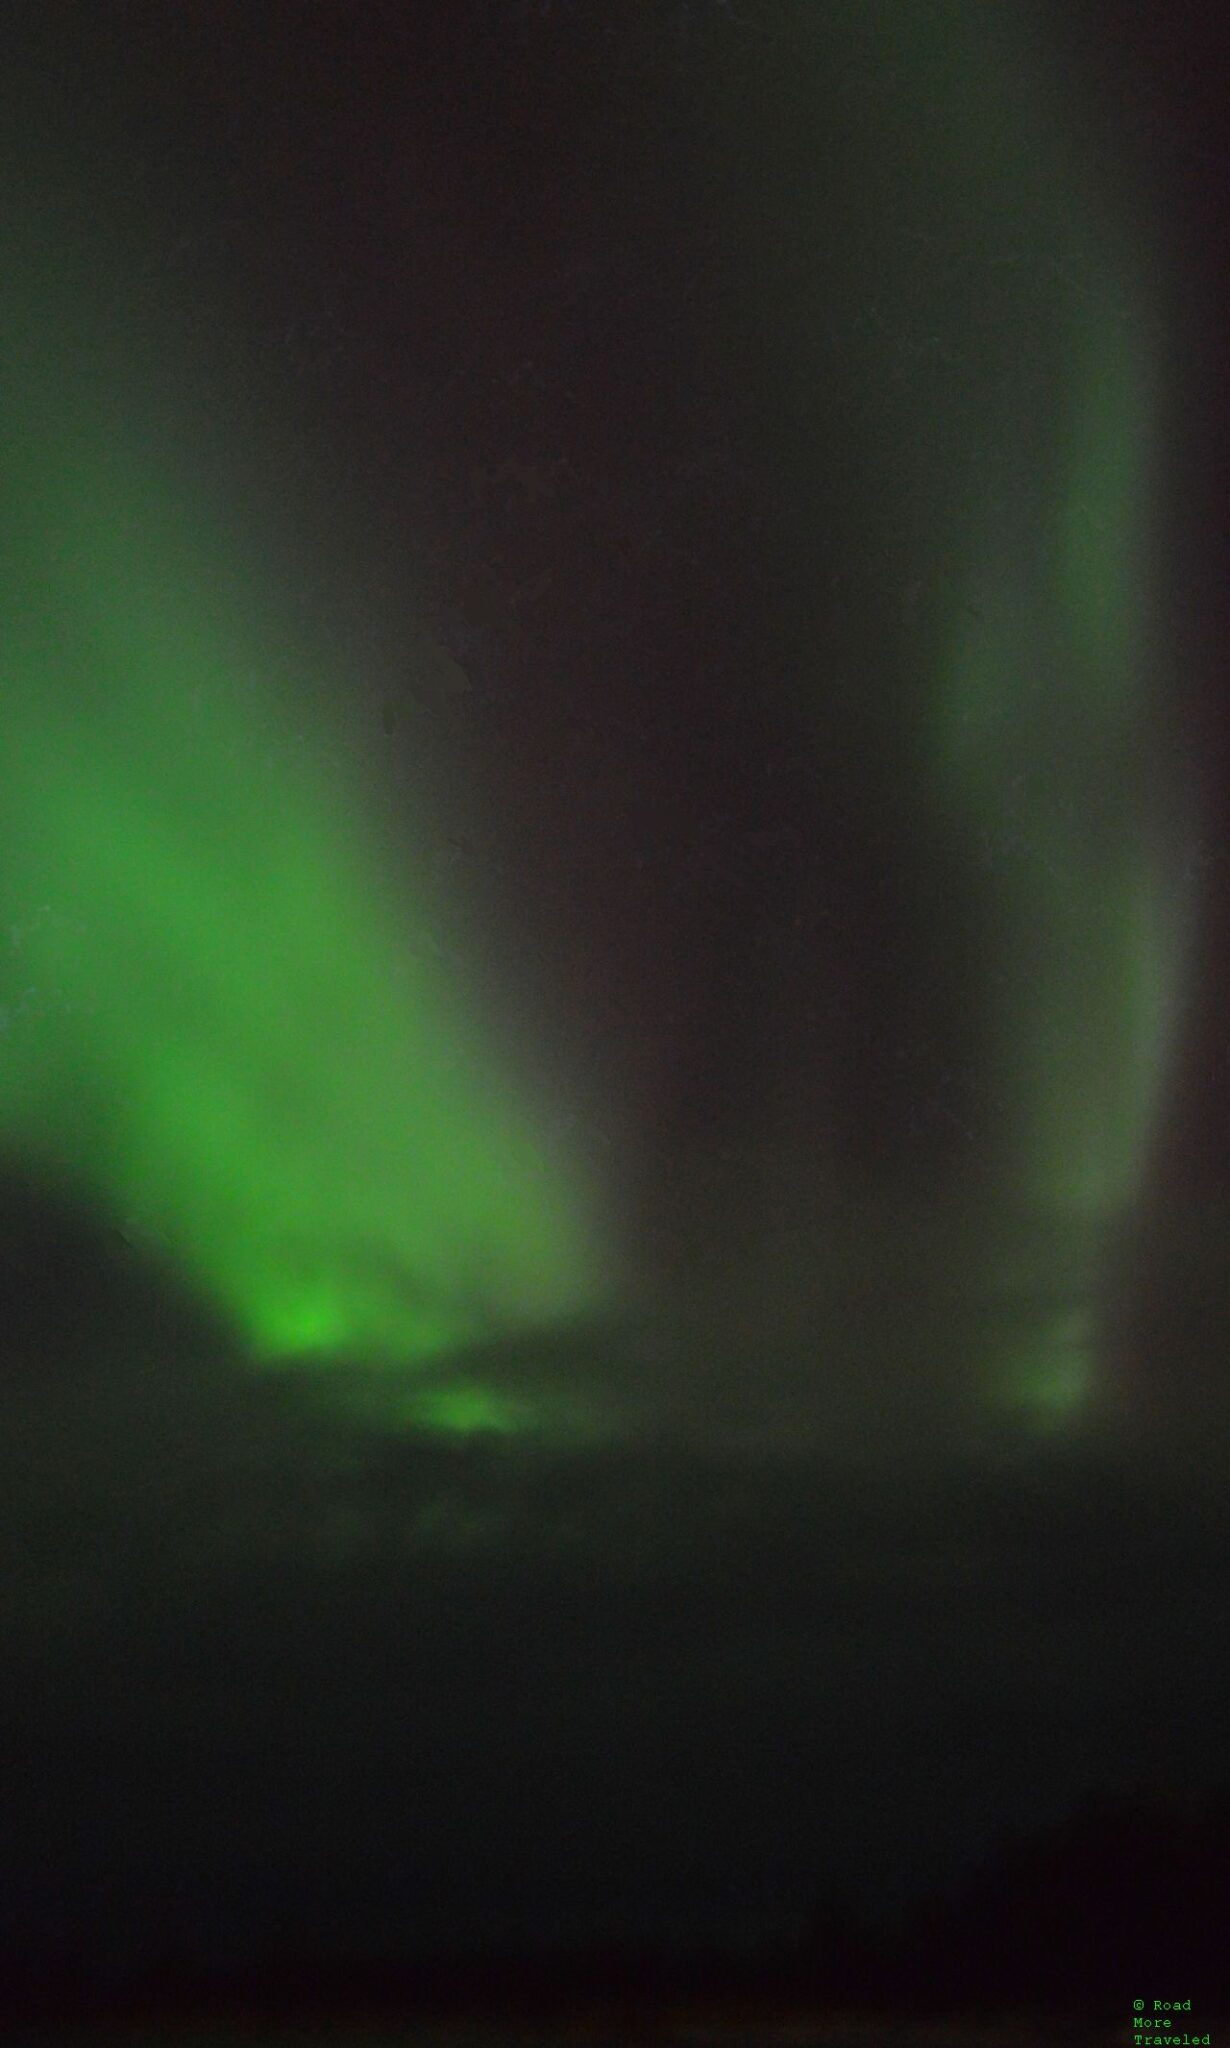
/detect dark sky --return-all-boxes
[3,0,1230,2008]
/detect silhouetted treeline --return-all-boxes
[877,1784,1230,2019]
[2,1784,1226,2033]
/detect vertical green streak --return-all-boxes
[943,285,1168,1223]
[766,2,1187,1431]
[931,205,1181,1430]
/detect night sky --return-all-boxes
[3,0,1230,2025]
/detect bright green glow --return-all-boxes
[398,1382,532,1437]
[301,1368,543,1438]
[279,1342,616,1442]
[0,271,608,1427]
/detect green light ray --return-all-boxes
[926,95,1181,1425]
[769,3,1189,1431]
[0,271,610,1435]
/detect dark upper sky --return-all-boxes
[2,0,1230,2011]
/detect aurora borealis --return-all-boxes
[3,0,1229,2022]
[0,214,610,1429]
[706,0,1196,1438]
[0,0,1197,1451]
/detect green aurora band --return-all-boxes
[763,3,1191,1430]
[0,5,1193,1449]
[0,252,610,1438]
[929,69,1186,1429]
